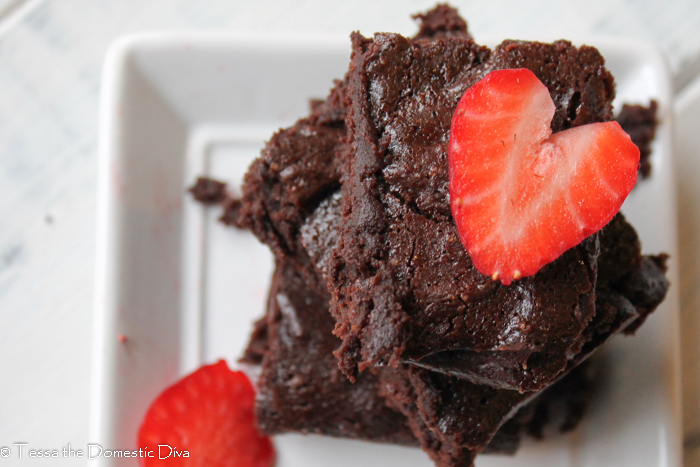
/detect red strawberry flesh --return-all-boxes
[449,68,639,285]
[138,360,275,467]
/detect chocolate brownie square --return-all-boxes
[247,216,667,467]
[328,29,622,391]
[300,187,667,466]
[237,102,668,467]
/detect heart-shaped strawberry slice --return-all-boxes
[449,68,639,285]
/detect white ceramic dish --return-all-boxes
[91,33,681,467]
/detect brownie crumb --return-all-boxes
[189,176,247,229]
[309,98,325,113]
[619,253,670,335]
[650,253,669,272]
[412,4,472,40]
[189,177,228,204]
[616,101,658,179]
[220,197,246,229]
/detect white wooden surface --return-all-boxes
[1,0,699,465]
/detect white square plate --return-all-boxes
[90,33,681,466]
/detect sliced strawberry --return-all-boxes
[449,68,639,285]
[138,360,275,467]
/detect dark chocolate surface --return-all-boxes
[376,257,665,467]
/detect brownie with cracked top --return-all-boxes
[328,27,623,391]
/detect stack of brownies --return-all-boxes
[224,5,669,466]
